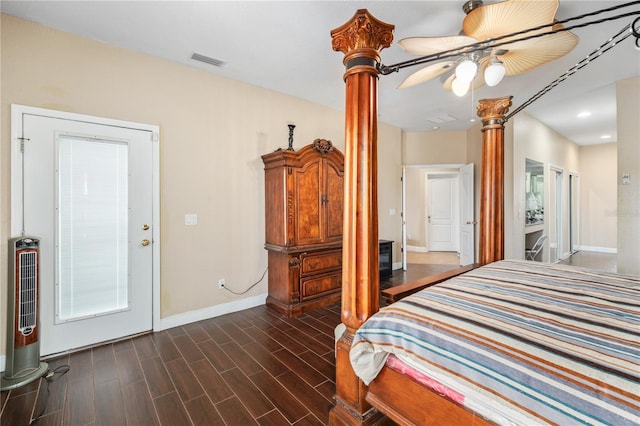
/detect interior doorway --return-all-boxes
[401,164,475,271]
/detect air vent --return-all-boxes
[426,114,457,124]
[191,53,225,67]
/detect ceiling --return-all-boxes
[1,1,638,145]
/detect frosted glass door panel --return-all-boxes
[57,136,129,321]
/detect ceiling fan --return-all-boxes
[397,0,579,96]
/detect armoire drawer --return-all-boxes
[300,272,341,300]
[300,249,342,275]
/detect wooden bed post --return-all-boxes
[329,9,394,426]
[477,96,512,265]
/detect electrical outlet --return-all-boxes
[218,279,225,289]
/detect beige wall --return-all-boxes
[465,121,484,261]
[0,15,403,358]
[579,143,617,250]
[616,77,640,275]
[404,131,468,165]
[377,124,404,264]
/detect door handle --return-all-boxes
[141,239,151,246]
[427,216,431,223]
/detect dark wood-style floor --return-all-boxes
[3,252,614,425]
[3,263,457,426]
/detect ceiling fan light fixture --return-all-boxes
[451,77,470,97]
[484,58,505,87]
[455,59,478,84]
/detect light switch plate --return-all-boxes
[185,213,198,225]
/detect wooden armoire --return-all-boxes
[262,139,344,317]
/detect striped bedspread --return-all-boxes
[350,260,640,425]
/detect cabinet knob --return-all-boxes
[309,261,318,269]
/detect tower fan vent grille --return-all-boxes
[18,251,38,335]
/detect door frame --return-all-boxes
[10,104,161,333]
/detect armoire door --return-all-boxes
[323,159,344,242]
[294,159,323,245]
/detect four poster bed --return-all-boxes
[328,9,639,426]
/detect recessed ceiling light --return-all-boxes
[470,118,476,123]
[600,134,612,139]
[432,126,440,130]
[577,111,591,118]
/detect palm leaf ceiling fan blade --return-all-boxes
[398,35,478,55]
[463,0,559,42]
[499,26,579,75]
[398,61,456,89]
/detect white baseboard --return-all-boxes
[158,293,267,331]
[576,245,617,254]
[393,261,403,270]
[0,355,4,373]
[406,245,428,253]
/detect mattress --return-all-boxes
[350,260,640,425]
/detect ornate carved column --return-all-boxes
[329,9,393,426]
[477,96,512,265]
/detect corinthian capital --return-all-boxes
[477,96,513,125]
[331,9,394,58]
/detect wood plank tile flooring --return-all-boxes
[3,252,617,425]
[3,266,430,426]
[1,302,343,426]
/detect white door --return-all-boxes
[547,166,563,263]
[427,176,457,251]
[569,173,579,254]
[459,164,475,265]
[12,106,157,356]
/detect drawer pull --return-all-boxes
[308,261,318,269]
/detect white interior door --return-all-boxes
[569,173,579,253]
[547,166,563,263]
[459,164,475,265]
[427,175,457,251]
[12,106,157,356]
